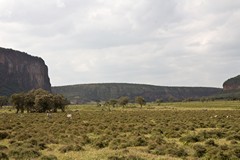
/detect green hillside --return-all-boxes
[52,83,221,104]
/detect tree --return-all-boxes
[0,96,8,108]
[24,93,35,113]
[135,96,146,108]
[11,93,25,113]
[52,94,68,112]
[118,96,129,108]
[10,89,67,113]
[155,98,162,106]
[34,94,53,113]
[109,99,117,108]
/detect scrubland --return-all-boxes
[0,101,240,160]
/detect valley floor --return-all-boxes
[0,101,240,160]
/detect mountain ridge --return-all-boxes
[52,83,222,104]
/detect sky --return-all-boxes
[0,0,240,88]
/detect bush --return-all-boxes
[41,155,58,160]
[193,144,206,157]
[0,132,9,140]
[232,148,240,158]
[59,145,84,153]
[133,136,148,146]
[9,148,41,159]
[108,155,146,160]
[180,134,201,143]
[205,139,217,146]
[167,147,188,157]
[0,145,8,150]
[0,152,9,160]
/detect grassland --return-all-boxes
[0,101,240,160]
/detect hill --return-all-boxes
[52,83,221,104]
[0,47,51,96]
[209,75,240,100]
[223,75,240,91]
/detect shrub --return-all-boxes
[193,144,206,157]
[133,136,148,146]
[232,148,240,158]
[0,145,8,150]
[205,139,217,146]
[180,134,201,143]
[108,155,146,160]
[167,147,188,157]
[9,148,41,159]
[59,145,84,153]
[0,152,9,160]
[41,155,58,160]
[0,132,9,140]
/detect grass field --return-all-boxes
[0,101,240,160]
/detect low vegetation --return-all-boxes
[0,101,240,159]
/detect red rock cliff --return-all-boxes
[0,47,51,96]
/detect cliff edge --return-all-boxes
[223,75,240,91]
[0,47,51,96]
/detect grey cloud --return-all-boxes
[0,0,239,87]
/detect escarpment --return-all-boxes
[223,75,240,91]
[0,47,51,96]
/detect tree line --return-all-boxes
[0,89,69,113]
[100,96,147,109]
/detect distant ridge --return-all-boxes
[52,83,221,104]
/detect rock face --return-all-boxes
[223,75,240,91]
[0,47,51,96]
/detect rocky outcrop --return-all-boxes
[223,75,240,91]
[0,47,51,96]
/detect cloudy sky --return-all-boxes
[0,0,240,87]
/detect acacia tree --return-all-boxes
[155,98,162,106]
[109,99,117,108]
[118,96,129,108]
[24,93,35,113]
[11,93,25,113]
[135,96,146,108]
[0,96,8,108]
[11,89,68,113]
[52,94,68,112]
[34,94,53,113]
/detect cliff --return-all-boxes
[52,83,221,104]
[223,75,240,91]
[0,47,51,96]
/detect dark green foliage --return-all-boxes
[10,89,67,113]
